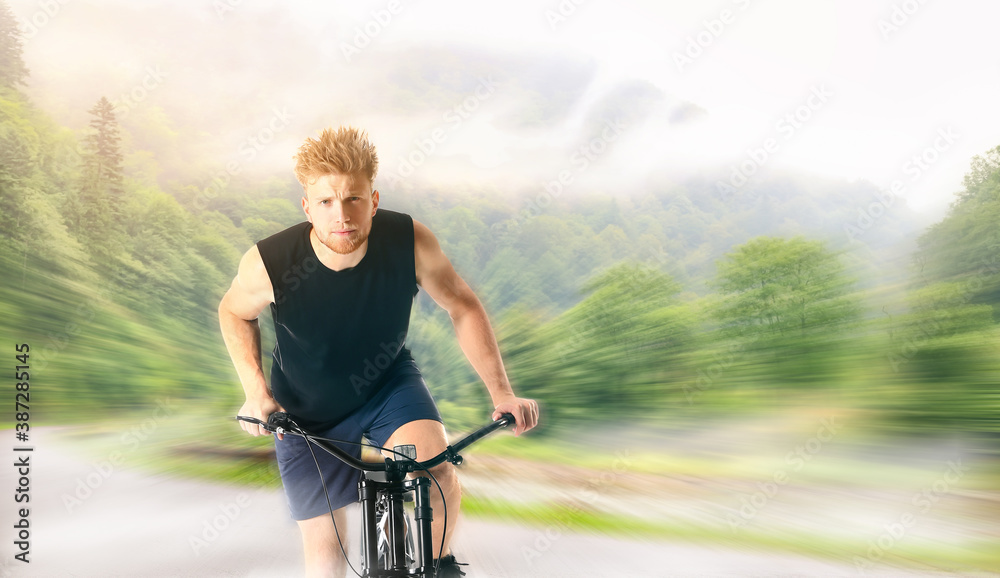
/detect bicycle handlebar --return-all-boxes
[235,411,516,474]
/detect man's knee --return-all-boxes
[386,419,448,460]
[420,462,461,500]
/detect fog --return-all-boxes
[12,0,1000,214]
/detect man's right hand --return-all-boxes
[238,396,286,440]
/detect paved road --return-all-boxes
[0,428,967,577]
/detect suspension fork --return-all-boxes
[359,477,379,574]
[410,476,433,574]
[359,476,434,576]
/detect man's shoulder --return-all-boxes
[374,209,412,226]
[373,209,414,244]
[256,221,311,248]
[255,222,311,275]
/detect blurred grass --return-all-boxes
[470,408,1000,492]
[461,494,1000,574]
[44,407,283,488]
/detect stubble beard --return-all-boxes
[318,227,370,255]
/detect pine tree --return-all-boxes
[0,0,29,88]
[76,96,125,256]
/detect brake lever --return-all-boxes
[235,414,287,435]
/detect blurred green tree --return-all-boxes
[503,262,695,423]
[437,206,490,285]
[0,5,35,240]
[0,94,39,237]
[713,236,862,381]
[887,146,1000,432]
[0,1,28,89]
[917,145,1000,314]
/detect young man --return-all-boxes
[218,126,538,577]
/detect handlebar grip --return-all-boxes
[235,415,265,427]
[442,412,517,463]
[235,412,292,433]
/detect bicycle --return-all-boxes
[236,411,515,577]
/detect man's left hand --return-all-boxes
[492,396,539,436]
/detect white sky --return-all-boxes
[13,0,1000,215]
[368,0,1000,214]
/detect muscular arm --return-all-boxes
[218,245,284,437]
[413,219,538,435]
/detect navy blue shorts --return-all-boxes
[273,357,442,520]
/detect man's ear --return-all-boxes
[301,195,311,222]
[371,189,380,216]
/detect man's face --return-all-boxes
[302,172,379,256]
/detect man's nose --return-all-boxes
[331,200,349,222]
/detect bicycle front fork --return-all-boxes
[359,475,433,576]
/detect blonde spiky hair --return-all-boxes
[293,126,379,187]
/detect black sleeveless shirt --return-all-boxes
[256,209,418,429]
